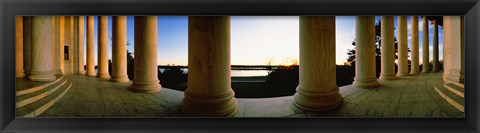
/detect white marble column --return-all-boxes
[397,16,409,76]
[86,16,96,76]
[410,16,420,75]
[422,16,430,73]
[63,16,74,74]
[182,16,237,117]
[78,16,85,74]
[16,16,24,78]
[130,16,161,92]
[97,16,110,79]
[29,16,55,81]
[53,16,64,75]
[73,16,79,74]
[432,20,440,72]
[23,16,32,76]
[352,16,380,88]
[379,16,396,80]
[110,16,129,82]
[293,16,342,111]
[443,16,464,83]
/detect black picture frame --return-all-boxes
[1,0,479,132]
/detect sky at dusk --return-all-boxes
[85,16,443,66]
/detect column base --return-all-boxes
[16,70,25,78]
[181,90,237,117]
[110,75,130,82]
[293,86,343,111]
[129,80,161,93]
[28,71,55,81]
[353,77,380,88]
[96,73,110,79]
[421,71,430,74]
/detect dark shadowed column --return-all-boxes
[23,16,32,76]
[422,16,430,73]
[410,16,420,75]
[182,16,237,117]
[432,20,440,72]
[293,16,343,111]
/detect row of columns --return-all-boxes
[355,16,443,88]
[15,16,463,117]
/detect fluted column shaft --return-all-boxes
[293,16,342,111]
[78,16,85,74]
[379,16,396,80]
[130,16,161,92]
[182,16,237,117]
[23,16,32,76]
[97,16,110,79]
[16,16,24,77]
[397,16,409,76]
[73,17,79,74]
[422,16,430,73]
[432,21,440,72]
[110,16,129,82]
[352,16,380,88]
[410,16,420,74]
[63,16,73,74]
[86,16,96,76]
[29,16,55,81]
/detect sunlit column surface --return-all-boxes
[29,16,55,81]
[443,16,464,83]
[86,16,96,76]
[432,20,440,72]
[110,16,129,82]
[352,16,380,88]
[182,16,237,117]
[77,16,85,74]
[97,16,110,79]
[16,16,24,78]
[422,16,430,73]
[293,16,342,111]
[379,16,396,80]
[73,16,79,74]
[130,16,161,92]
[410,16,420,75]
[23,16,32,76]
[397,16,409,77]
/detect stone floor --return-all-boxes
[31,72,463,117]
